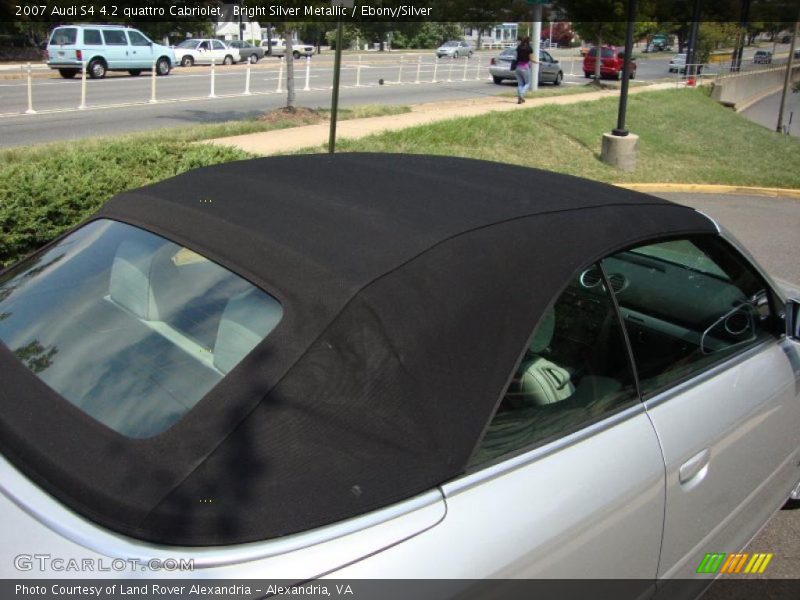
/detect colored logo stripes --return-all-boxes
[696,552,773,574]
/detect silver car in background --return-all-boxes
[490,48,564,86]
[436,40,473,59]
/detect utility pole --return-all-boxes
[328,0,354,154]
[686,0,702,73]
[777,19,799,133]
[530,2,542,92]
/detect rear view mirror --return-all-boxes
[787,298,800,340]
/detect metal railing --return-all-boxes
[5,54,494,117]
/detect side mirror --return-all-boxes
[553,59,559,64]
[787,298,800,340]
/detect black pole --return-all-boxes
[612,0,637,136]
[687,0,702,70]
[266,24,272,56]
[328,20,344,154]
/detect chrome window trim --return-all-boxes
[642,337,779,411]
[0,453,444,567]
[443,402,646,497]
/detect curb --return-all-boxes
[615,183,800,199]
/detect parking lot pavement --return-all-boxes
[659,192,800,284]
[656,192,800,582]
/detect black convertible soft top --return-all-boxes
[0,154,715,545]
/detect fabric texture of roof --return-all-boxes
[0,154,716,545]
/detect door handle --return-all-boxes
[679,448,711,484]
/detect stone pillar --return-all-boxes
[601,132,639,171]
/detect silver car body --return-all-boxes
[436,40,473,59]
[173,39,240,67]
[490,48,563,85]
[1,226,798,582]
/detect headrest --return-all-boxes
[213,289,283,374]
[109,240,159,320]
[529,305,555,354]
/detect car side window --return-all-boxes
[103,30,128,46]
[601,235,777,397]
[212,40,226,51]
[83,29,102,45]
[471,265,639,466]
[127,31,150,47]
[541,51,552,62]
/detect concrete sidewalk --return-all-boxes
[205,82,677,156]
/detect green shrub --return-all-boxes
[0,141,248,267]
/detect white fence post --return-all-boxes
[396,55,404,84]
[447,59,454,82]
[24,63,36,114]
[209,56,216,98]
[149,60,158,103]
[244,59,252,95]
[462,56,470,81]
[414,55,421,84]
[474,57,482,80]
[78,61,87,110]
[355,54,362,87]
[304,56,311,91]
[276,56,284,93]
[432,57,439,83]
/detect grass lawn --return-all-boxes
[333,88,800,188]
[0,104,408,266]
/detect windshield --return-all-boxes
[0,219,282,438]
[176,39,198,49]
[49,27,77,46]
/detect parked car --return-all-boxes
[643,34,672,52]
[173,38,240,67]
[45,24,174,79]
[1,154,798,583]
[583,46,637,79]
[753,50,773,64]
[226,40,265,63]
[795,48,800,59]
[266,39,315,59]
[490,48,563,86]
[668,52,705,75]
[436,40,473,59]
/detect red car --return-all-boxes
[583,46,637,80]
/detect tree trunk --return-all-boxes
[477,29,483,51]
[594,34,602,79]
[285,34,295,111]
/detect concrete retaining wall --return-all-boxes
[711,64,800,111]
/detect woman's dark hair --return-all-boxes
[521,37,531,45]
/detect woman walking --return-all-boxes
[515,37,539,104]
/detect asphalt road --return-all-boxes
[1,44,786,147]
[657,192,800,583]
[743,87,800,137]
[0,50,685,147]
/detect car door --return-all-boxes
[600,235,800,581]
[101,29,128,69]
[362,266,666,581]
[539,50,557,82]
[126,29,153,69]
[211,40,229,63]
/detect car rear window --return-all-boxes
[0,220,283,438]
[49,27,77,46]
[83,29,102,45]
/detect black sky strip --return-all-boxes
[0,154,716,545]
[6,0,796,23]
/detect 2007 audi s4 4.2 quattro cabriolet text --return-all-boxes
[0,155,798,592]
